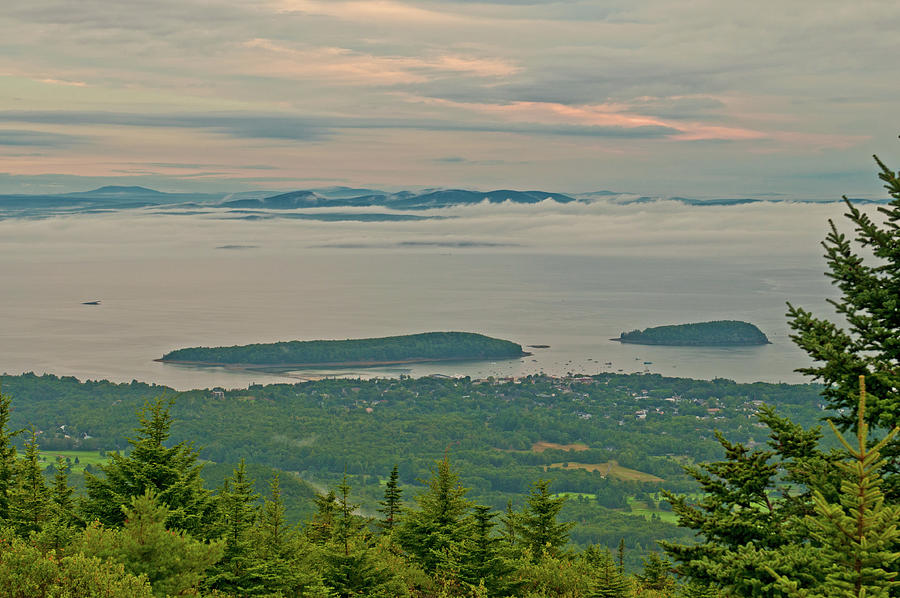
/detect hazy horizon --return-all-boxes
[3,1,900,197]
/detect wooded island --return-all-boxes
[614,320,770,346]
[159,331,528,367]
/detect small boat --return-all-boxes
[81,300,101,305]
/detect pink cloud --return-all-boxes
[240,38,519,85]
[38,78,88,87]
[412,97,817,143]
[272,0,471,25]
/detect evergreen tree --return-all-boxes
[786,153,900,495]
[308,489,338,545]
[50,455,75,517]
[0,387,19,523]
[500,499,521,546]
[81,397,212,535]
[771,377,900,598]
[33,455,79,552]
[399,454,472,573]
[617,538,626,572]
[637,552,675,592]
[584,545,631,598]
[661,427,826,596]
[377,464,403,533]
[518,479,574,560]
[322,475,401,597]
[206,459,263,595]
[78,490,224,597]
[0,527,155,597]
[256,473,288,558]
[457,504,520,597]
[9,428,50,536]
[249,474,332,596]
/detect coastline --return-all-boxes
[609,337,771,346]
[156,352,532,369]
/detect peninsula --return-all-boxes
[613,320,770,346]
[159,331,529,367]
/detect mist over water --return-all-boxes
[1,199,854,390]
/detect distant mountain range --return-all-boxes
[0,184,887,219]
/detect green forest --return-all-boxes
[160,332,528,366]
[0,157,898,597]
[616,321,770,346]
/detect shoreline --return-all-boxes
[155,352,531,369]
[610,338,771,346]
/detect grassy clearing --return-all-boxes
[37,450,107,473]
[546,460,663,483]
[531,441,590,453]
[626,497,678,523]
[553,491,597,500]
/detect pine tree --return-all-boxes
[500,499,520,546]
[457,504,519,596]
[51,455,75,517]
[0,527,155,597]
[322,475,400,598]
[256,473,288,557]
[250,474,331,596]
[332,474,366,558]
[9,427,50,536]
[584,545,631,598]
[206,459,263,595]
[786,153,900,495]
[81,397,212,535]
[771,377,900,598]
[637,552,674,592]
[377,464,403,533]
[517,479,574,560]
[33,455,79,552]
[308,489,338,545]
[617,538,626,572]
[0,387,19,523]
[398,454,472,573]
[78,490,224,597]
[660,428,826,596]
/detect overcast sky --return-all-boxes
[1,0,898,196]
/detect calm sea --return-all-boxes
[0,201,847,390]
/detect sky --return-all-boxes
[2,0,899,197]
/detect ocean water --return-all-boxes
[0,200,851,390]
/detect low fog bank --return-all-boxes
[0,198,874,263]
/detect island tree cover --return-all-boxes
[617,320,770,346]
[161,331,527,365]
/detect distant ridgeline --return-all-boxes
[614,320,770,346]
[160,331,528,366]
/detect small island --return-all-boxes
[159,331,529,368]
[612,320,770,346]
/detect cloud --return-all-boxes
[0,109,679,140]
[37,78,88,87]
[0,129,84,147]
[240,39,520,85]
[1,0,898,195]
[273,0,472,24]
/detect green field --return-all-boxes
[546,460,664,482]
[626,497,678,523]
[37,450,107,473]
